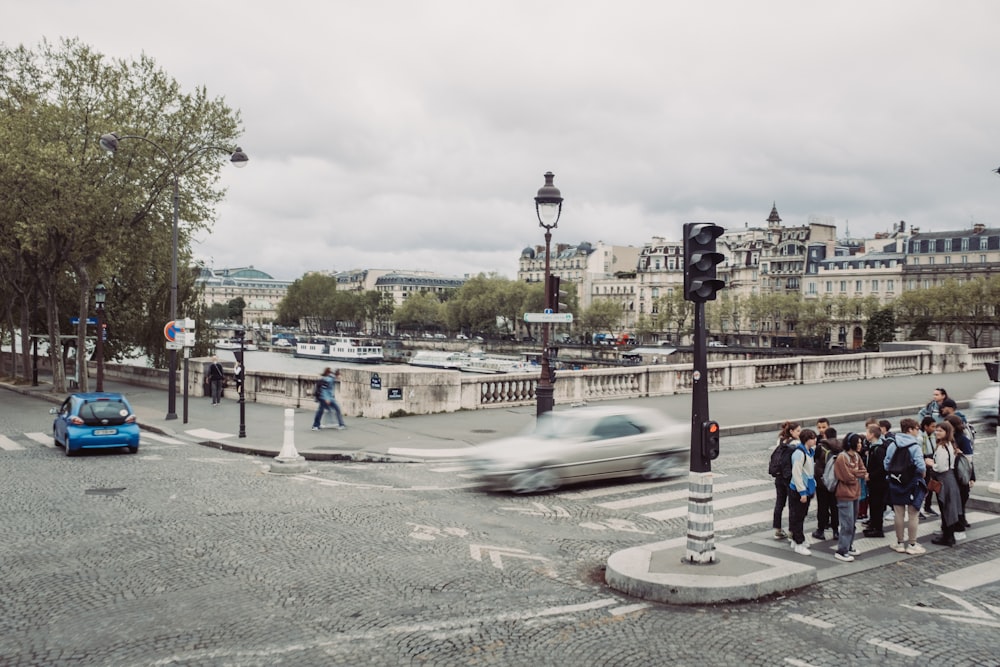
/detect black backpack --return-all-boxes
[313,378,324,401]
[768,441,794,479]
[886,442,917,486]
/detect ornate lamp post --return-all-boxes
[99,132,247,420]
[534,171,563,416]
[94,281,107,392]
[234,328,247,438]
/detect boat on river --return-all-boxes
[214,338,258,351]
[409,350,469,370]
[459,355,533,374]
[294,336,383,364]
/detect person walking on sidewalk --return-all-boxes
[918,416,939,518]
[833,431,867,562]
[788,428,818,556]
[312,368,346,431]
[208,356,225,406]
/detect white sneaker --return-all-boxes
[884,510,895,521]
[848,546,860,556]
[793,543,812,556]
[890,542,906,553]
[955,531,967,541]
[834,552,855,562]
[906,543,927,555]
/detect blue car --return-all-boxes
[51,392,140,456]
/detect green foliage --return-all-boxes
[0,38,243,388]
[863,308,896,349]
[393,291,444,331]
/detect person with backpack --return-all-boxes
[311,367,346,431]
[833,432,868,562]
[945,414,975,536]
[884,418,927,555]
[862,423,889,538]
[918,387,948,423]
[928,421,962,547]
[770,421,800,540]
[787,428,818,556]
[812,426,841,541]
[918,416,939,519]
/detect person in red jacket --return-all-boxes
[833,432,869,562]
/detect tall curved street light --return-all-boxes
[534,171,563,416]
[99,132,248,420]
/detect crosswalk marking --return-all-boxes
[0,435,25,450]
[25,432,55,447]
[598,479,769,510]
[643,489,775,521]
[715,510,773,532]
[925,557,1000,591]
[141,432,185,444]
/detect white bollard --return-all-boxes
[270,408,308,474]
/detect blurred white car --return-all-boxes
[463,406,689,493]
[969,384,999,425]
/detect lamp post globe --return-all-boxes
[534,171,563,417]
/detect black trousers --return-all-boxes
[867,483,888,532]
[773,478,791,530]
[815,485,838,533]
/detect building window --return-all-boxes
[839,281,847,292]
[855,280,862,292]
[928,257,935,265]
[981,254,988,263]
[887,279,894,292]
[825,281,832,293]
[871,279,879,292]
[911,257,919,266]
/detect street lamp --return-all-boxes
[534,171,563,416]
[234,328,247,438]
[99,132,248,420]
[94,281,107,392]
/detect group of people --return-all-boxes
[206,356,243,406]
[770,385,976,562]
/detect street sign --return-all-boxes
[69,317,98,325]
[165,341,184,350]
[164,320,181,343]
[523,312,573,323]
[182,332,196,347]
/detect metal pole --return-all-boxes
[183,349,189,424]
[95,304,104,392]
[166,175,179,420]
[536,228,554,416]
[685,300,716,564]
[238,336,247,438]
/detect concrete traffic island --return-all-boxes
[605,537,817,605]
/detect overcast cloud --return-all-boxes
[6,2,1000,280]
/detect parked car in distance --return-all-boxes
[462,405,689,493]
[708,341,728,348]
[50,392,140,456]
[969,383,999,425]
[456,333,469,340]
[272,338,293,347]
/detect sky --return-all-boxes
[6,2,1000,281]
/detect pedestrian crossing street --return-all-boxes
[0,431,185,451]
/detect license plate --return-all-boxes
[93,429,117,436]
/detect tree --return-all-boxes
[863,308,896,349]
[276,273,339,330]
[0,38,242,390]
[393,291,444,332]
[227,297,246,323]
[581,299,625,337]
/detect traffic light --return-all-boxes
[683,222,726,303]
[549,276,568,313]
[701,420,720,461]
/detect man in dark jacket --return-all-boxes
[863,422,890,537]
[812,427,842,540]
[208,356,225,406]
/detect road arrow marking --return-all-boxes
[498,502,570,518]
[469,544,554,575]
[902,592,1000,628]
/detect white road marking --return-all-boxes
[925,557,1000,591]
[902,591,1000,628]
[469,544,554,573]
[783,660,817,667]
[25,432,55,447]
[609,603,650,616]
[787,613,834,629]
[141,432,185,444]
[555,479,682,501]
[643,490,775,521]
[185,428,233,439]
[598,479,769,510]
[0,435,25,450]
[714,510,774,532]
[499,502,570,518]
[866,638,921,657]
[429,464,468,472]
[386,447,470,458]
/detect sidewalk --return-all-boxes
[5,369,1000,605]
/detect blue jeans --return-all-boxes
[312,398,344,428]
[836,498,859,556]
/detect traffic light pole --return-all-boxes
[685,300,717,564]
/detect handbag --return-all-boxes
[927,477,942,494]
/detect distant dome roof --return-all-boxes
[521,246,536,258]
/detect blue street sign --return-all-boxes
[69,318,98,325]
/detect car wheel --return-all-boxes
[642,454,685,480]
[127,445,138,454]
[64,440,77,457]
[52,427,61,448]
[509,468,559,494]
